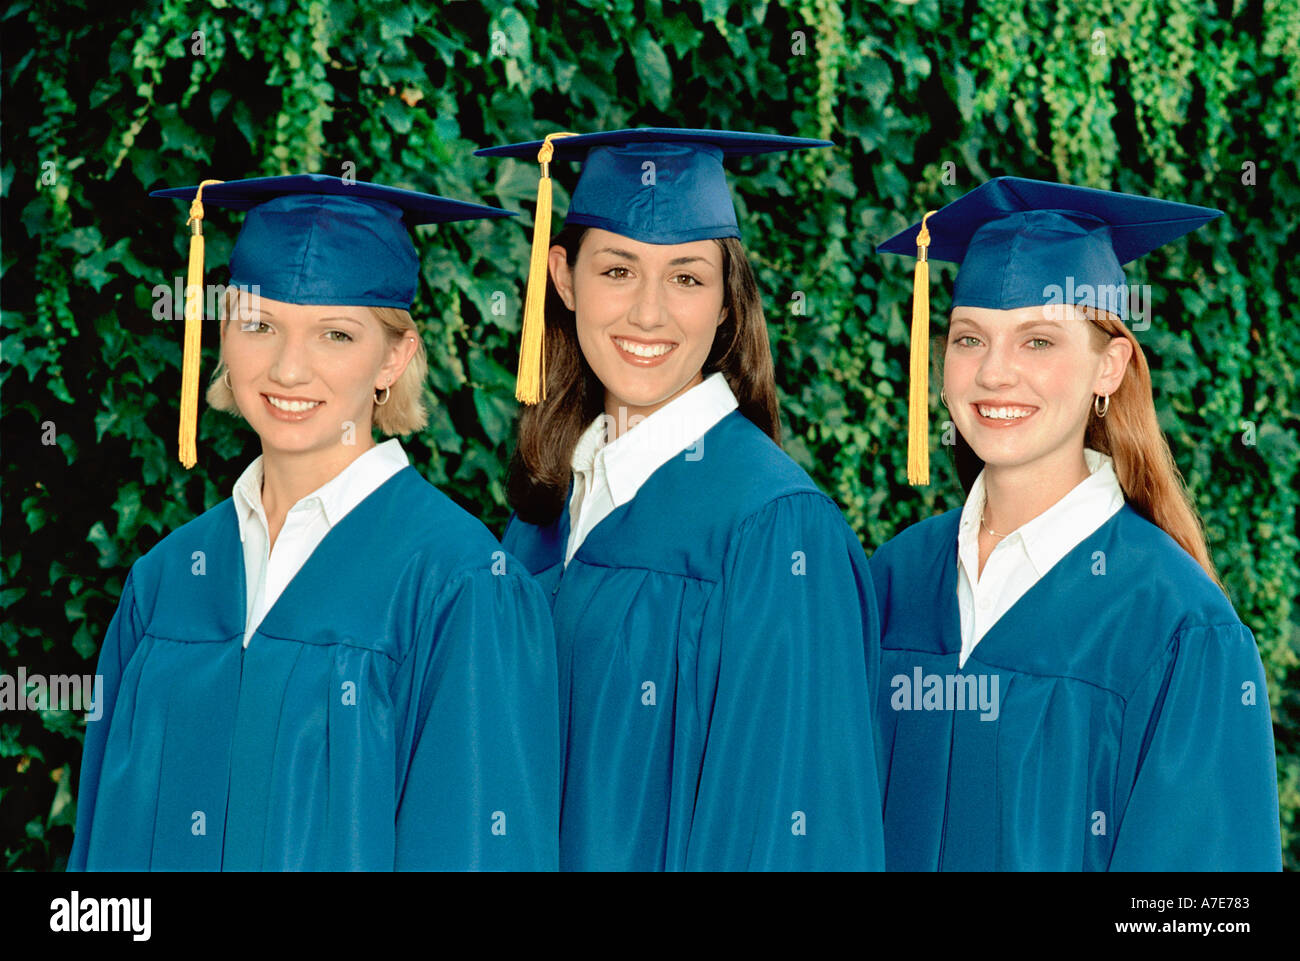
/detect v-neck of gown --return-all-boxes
[931,503,1138,672]
[243,465,417,648]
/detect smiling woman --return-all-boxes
[207,292,429,439]
[869,177,1282,871]
[565,231,727,415]
[943,301,1220,586]
[477,128,887,871]
[508,223,778,522]
[69,174,561,872]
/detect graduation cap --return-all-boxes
[474,128,833,404]
[151,174,515,468]
[876,176,1222,485]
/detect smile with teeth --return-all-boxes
[613,337,676,358]
[977,405,1035,420]
[265,395,322,412]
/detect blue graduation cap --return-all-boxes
[474,128,833,403]
[876,176,1222,485]
[151,173,515,467]
[152,173,516,309]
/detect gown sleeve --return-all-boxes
[685,492,886,870]
[1109,621,1282,870]
[68,571,144,872]
[393,567,560,871]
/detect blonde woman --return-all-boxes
[71,175,559,871]
[871,177,1281,870]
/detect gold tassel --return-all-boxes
[178,179,224,469]
[907,210,936,486]
[516,131,576,404]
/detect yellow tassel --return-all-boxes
[516,131,576,404]
[178,179,224,469]
[907,211,936,486]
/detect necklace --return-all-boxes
[980,509,1007,539]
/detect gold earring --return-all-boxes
[223,369,232,389]
[940,388,948,407]
[374,385,391,406]
[1093,393,1110,418]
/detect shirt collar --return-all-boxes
[1017,449,1123,573]
[571,415,610,478]
[572,371,739,508]
[232,456,267,544]
[958,448,1124,575]
[957,469,988,538]
[955,469,988,579]
[232,438,409,542]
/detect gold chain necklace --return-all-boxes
[980,509,1007,539]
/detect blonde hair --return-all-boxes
[206,288,428,436]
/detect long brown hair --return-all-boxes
[946,307,1224,589]
[508,225,781,524]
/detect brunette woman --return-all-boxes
[477,129,885,871]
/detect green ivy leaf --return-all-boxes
[632,29,673,110]
[473,388,513,447]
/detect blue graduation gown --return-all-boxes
[870,504,1282,870]
[503,411,885,871]
[69,467,560,871]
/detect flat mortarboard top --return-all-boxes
[877,176,1222,312]
[876,176,1222,486]
[152,173,516,309]
[474,128,832,403]
[151,174,515,468]
[476,128,832,244]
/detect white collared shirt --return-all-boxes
[955,448,1125,667]
[232,438,409,647]
[565,371,738,565]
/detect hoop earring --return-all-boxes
[223,369,232,390]
[940,388,948,408]
[374,385,391,407]
[1093,393,1110,418]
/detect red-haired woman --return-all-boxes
[871,178,1281,870]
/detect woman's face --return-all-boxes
[943,303,1131,473]
[549,228,727,419]
[220,292,413,458]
